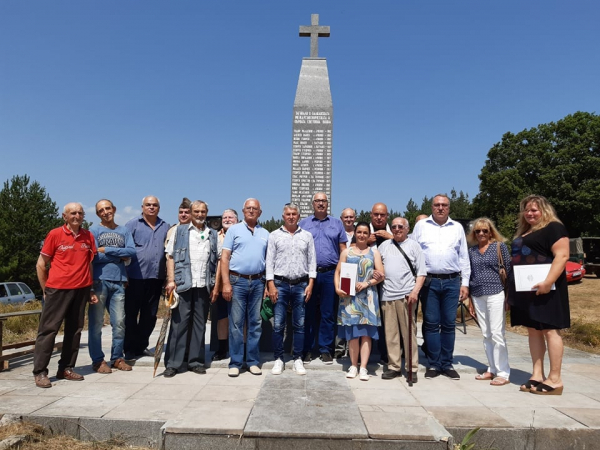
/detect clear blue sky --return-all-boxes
[1,1,598,225]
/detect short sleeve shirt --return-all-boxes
[41,225,97,289]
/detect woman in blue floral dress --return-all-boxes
[334,222,383,381]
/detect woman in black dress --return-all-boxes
[508,195,570,395]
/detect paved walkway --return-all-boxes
[1,319,600,449]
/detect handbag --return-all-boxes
[496,242,508,288]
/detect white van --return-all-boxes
[0,282,36,305]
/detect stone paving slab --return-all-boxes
[3,319,600,449]
[166,399,254,435]
[360,406,450,441]
[245,372,367,438]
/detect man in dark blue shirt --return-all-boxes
[124,196,169,359]
[298,193,347,364]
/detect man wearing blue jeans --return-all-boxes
[412,194,470,380]
[299,193,347,364]
[266,203,316,375]
[221,198,269,377]
[89,199,136,373]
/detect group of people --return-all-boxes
[31,193,570,396]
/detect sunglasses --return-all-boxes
[391,225,405,230]
[475,229,489,234]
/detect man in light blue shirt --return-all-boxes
[221,198,269,377]
[412,194,470,381]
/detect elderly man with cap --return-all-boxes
[163,200,218,377]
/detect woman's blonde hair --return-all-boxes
[515,194,562,237]
[467,217,506,246]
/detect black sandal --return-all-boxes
[519,379,541,392]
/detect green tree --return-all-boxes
[260,216,283,232]
[0,175,62,291]
[449,189,473,220]
[472,111,600,238]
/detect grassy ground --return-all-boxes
[0,420,153,450]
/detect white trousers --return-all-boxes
[472,291,510,379]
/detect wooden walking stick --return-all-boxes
[407,301,413,387]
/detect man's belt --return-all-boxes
[230,271,264,280]
[427,272,460,279]
[274,275,309,285]
[316,265,337,273]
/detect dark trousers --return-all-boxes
[33,286,90,375]
[304,270,336,355]
[165,287,210,370]
[124,278,163,355]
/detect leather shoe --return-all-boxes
[56,368,84,381]
[163,367,177,378]
[381,369,401,380]
[141,348,154,357]
[189,365,206,374]
[34,373,52,388]
[211,351,228,361]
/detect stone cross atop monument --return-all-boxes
[299,14,330,58]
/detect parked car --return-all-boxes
[0,282,36,305]
[565,261,586,283]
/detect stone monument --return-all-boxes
[291,14,333,217]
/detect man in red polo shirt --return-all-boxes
[33,202,98,388]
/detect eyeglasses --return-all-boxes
[313,199,328,203]
[391,225,405,230]
[475,229,489,234]
[433,203,449,208]
[245,206,259,211]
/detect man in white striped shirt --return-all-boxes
[266,203,317,375]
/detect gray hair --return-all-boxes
[283,203,300,214]
[63,202,84,214]
[243,198,261,210]
[222,209,238,220]
[191,200,208,211]
[312,192,328,202]
[142,196,161,206]
[340,207,356,218]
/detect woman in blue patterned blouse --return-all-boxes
[467,217,511,386]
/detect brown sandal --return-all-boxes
[112,358,132,371]
[92,360,112,374]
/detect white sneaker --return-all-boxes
[346,366,358,379]
[293,358,306,375]
[359,368,369,381]
[272,359,284,375]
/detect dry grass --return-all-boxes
[0,301,44,345]
[0,420,153,450]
